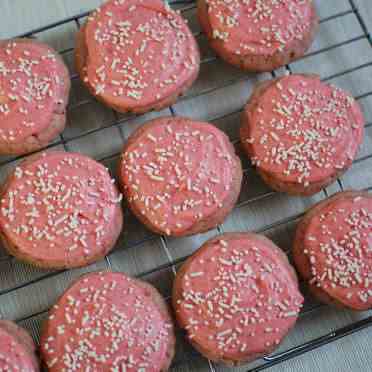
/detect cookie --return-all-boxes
[75,0,200,114]
[197,0,318,71]
[0,151,123,269]
[293,191,372,310]
[173,233,303,365]
[40,271,175,371]
[119,116,242,237]
[0,320,39,371]
[240,74,365,195]
[0,39,70,155]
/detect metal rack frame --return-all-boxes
[1,1,372,371]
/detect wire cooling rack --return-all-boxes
[0,0,372,371]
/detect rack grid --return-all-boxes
[1,1,372,371]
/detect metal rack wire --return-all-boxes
[1,0,372,371]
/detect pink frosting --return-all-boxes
[175,234,303,361]
[84,0,199,108]
[243,75,364,186]
[0,327,36,371]
[0,151,122,266]
[0,40,66,143]
[120,117,236,235]
[41,272,173,371]
[303,194,372,308]
[205,0,314,56]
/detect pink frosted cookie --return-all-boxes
[76,0,200,113]
[173,233,303,365]
[293,191,372,310]
[40,271,175,371]
[0,39,70,155]
[198,0,318,71]
[119,116,243,237]
[0,320,39,371]
[240,74,365,195]
[0,151,123,269]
